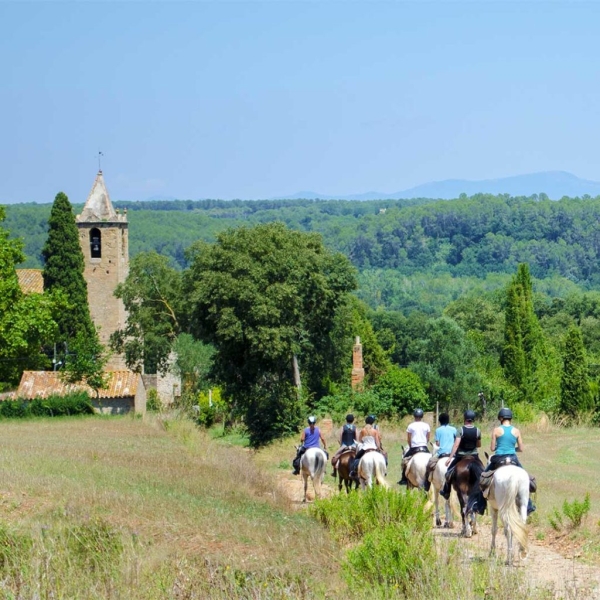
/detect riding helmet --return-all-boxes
[498,407,513,420]
[346,414,355,423]
[464,410,476,422]
[413,408,424,418]
[365,415,375,425]
[307,416,316,424]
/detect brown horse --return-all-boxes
[336,449,358,493]
[449,454,484,537]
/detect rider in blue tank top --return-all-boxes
[495,425,518,455]
[292,416,328,475]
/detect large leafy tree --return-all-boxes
[110,251,184,374]
[0,208,59,387]
[184,222,357,446]
[408,316,481,409]
[559,326,593,419]
[42,192,97,361]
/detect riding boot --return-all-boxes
[292,455,301,475]
[331,468,337,478]
[440,482,450,500]
[527,498,536,515]
[423,479,431,492]
[398,466,408,486]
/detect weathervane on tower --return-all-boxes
[98,151,104,173]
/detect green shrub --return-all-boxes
[314,388,385,422]
[0,400,29,418]
[372,366,428,417]
[29,392,94,417]
[196,388,227,427]
[563,493,591,529]
[311,486,431,543]
[549,493,591,530]
[343,520,435,592]
[146,388,161,412]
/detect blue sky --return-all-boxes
[1,1,600,202]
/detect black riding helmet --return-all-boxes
[308,416,316,425]
[498,408,513,420]
[413,408,424,418]
[464,410,476,422]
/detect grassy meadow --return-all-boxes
[0,413,598,598]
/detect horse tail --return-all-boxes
[314,450,327,479]
[374,456,389,488]
[498,474,528,553]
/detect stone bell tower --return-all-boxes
[76,171,128,370]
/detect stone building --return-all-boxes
[76,171,129,370]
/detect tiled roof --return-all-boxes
[16,371,140,399]
[16,269,44,294]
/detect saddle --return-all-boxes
[402,446,429,468]
[479,460,537,497]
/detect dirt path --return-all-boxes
[277,471,600,599]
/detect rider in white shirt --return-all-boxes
[398,408,430,485]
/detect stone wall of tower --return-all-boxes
[77,220,129,370]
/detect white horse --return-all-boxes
[429,457,454,528]
[300,447,327,503]
[487,465,529,566]
[358,451,389,490]
[405,451,432,490]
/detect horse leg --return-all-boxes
[313,471,322,500]
[445,497,453,528]
[490,506,498,557]
[471,511,477,535]
[434,489,441,527]
[302,472,308,503]
[461,497,472,537]
[505,521,513,566]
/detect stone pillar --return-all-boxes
[351,336,365,391]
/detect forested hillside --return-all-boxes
[7,193,600,314]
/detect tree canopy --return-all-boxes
[184,222,357,446]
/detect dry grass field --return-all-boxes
[0,413,599,599]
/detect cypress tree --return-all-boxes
[42,192,96,345]
[560,326,592,419]
[501,283,526,388]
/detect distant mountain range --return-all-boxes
[274,171,600,201]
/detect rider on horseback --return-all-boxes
[481,407,536,514]
[350,415,382,478]
[331,414,357,477]
[292,416,328,475]
[440,410,481,499]
[423,412,456,492]
[398,408,430,485]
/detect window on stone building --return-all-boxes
[90,228,101,258]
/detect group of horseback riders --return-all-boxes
[292,413,384,478]
[292,407,535,514]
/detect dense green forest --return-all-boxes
[4,192,600,438]
[6,193,600,314]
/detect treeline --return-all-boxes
[8,191,600,322]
